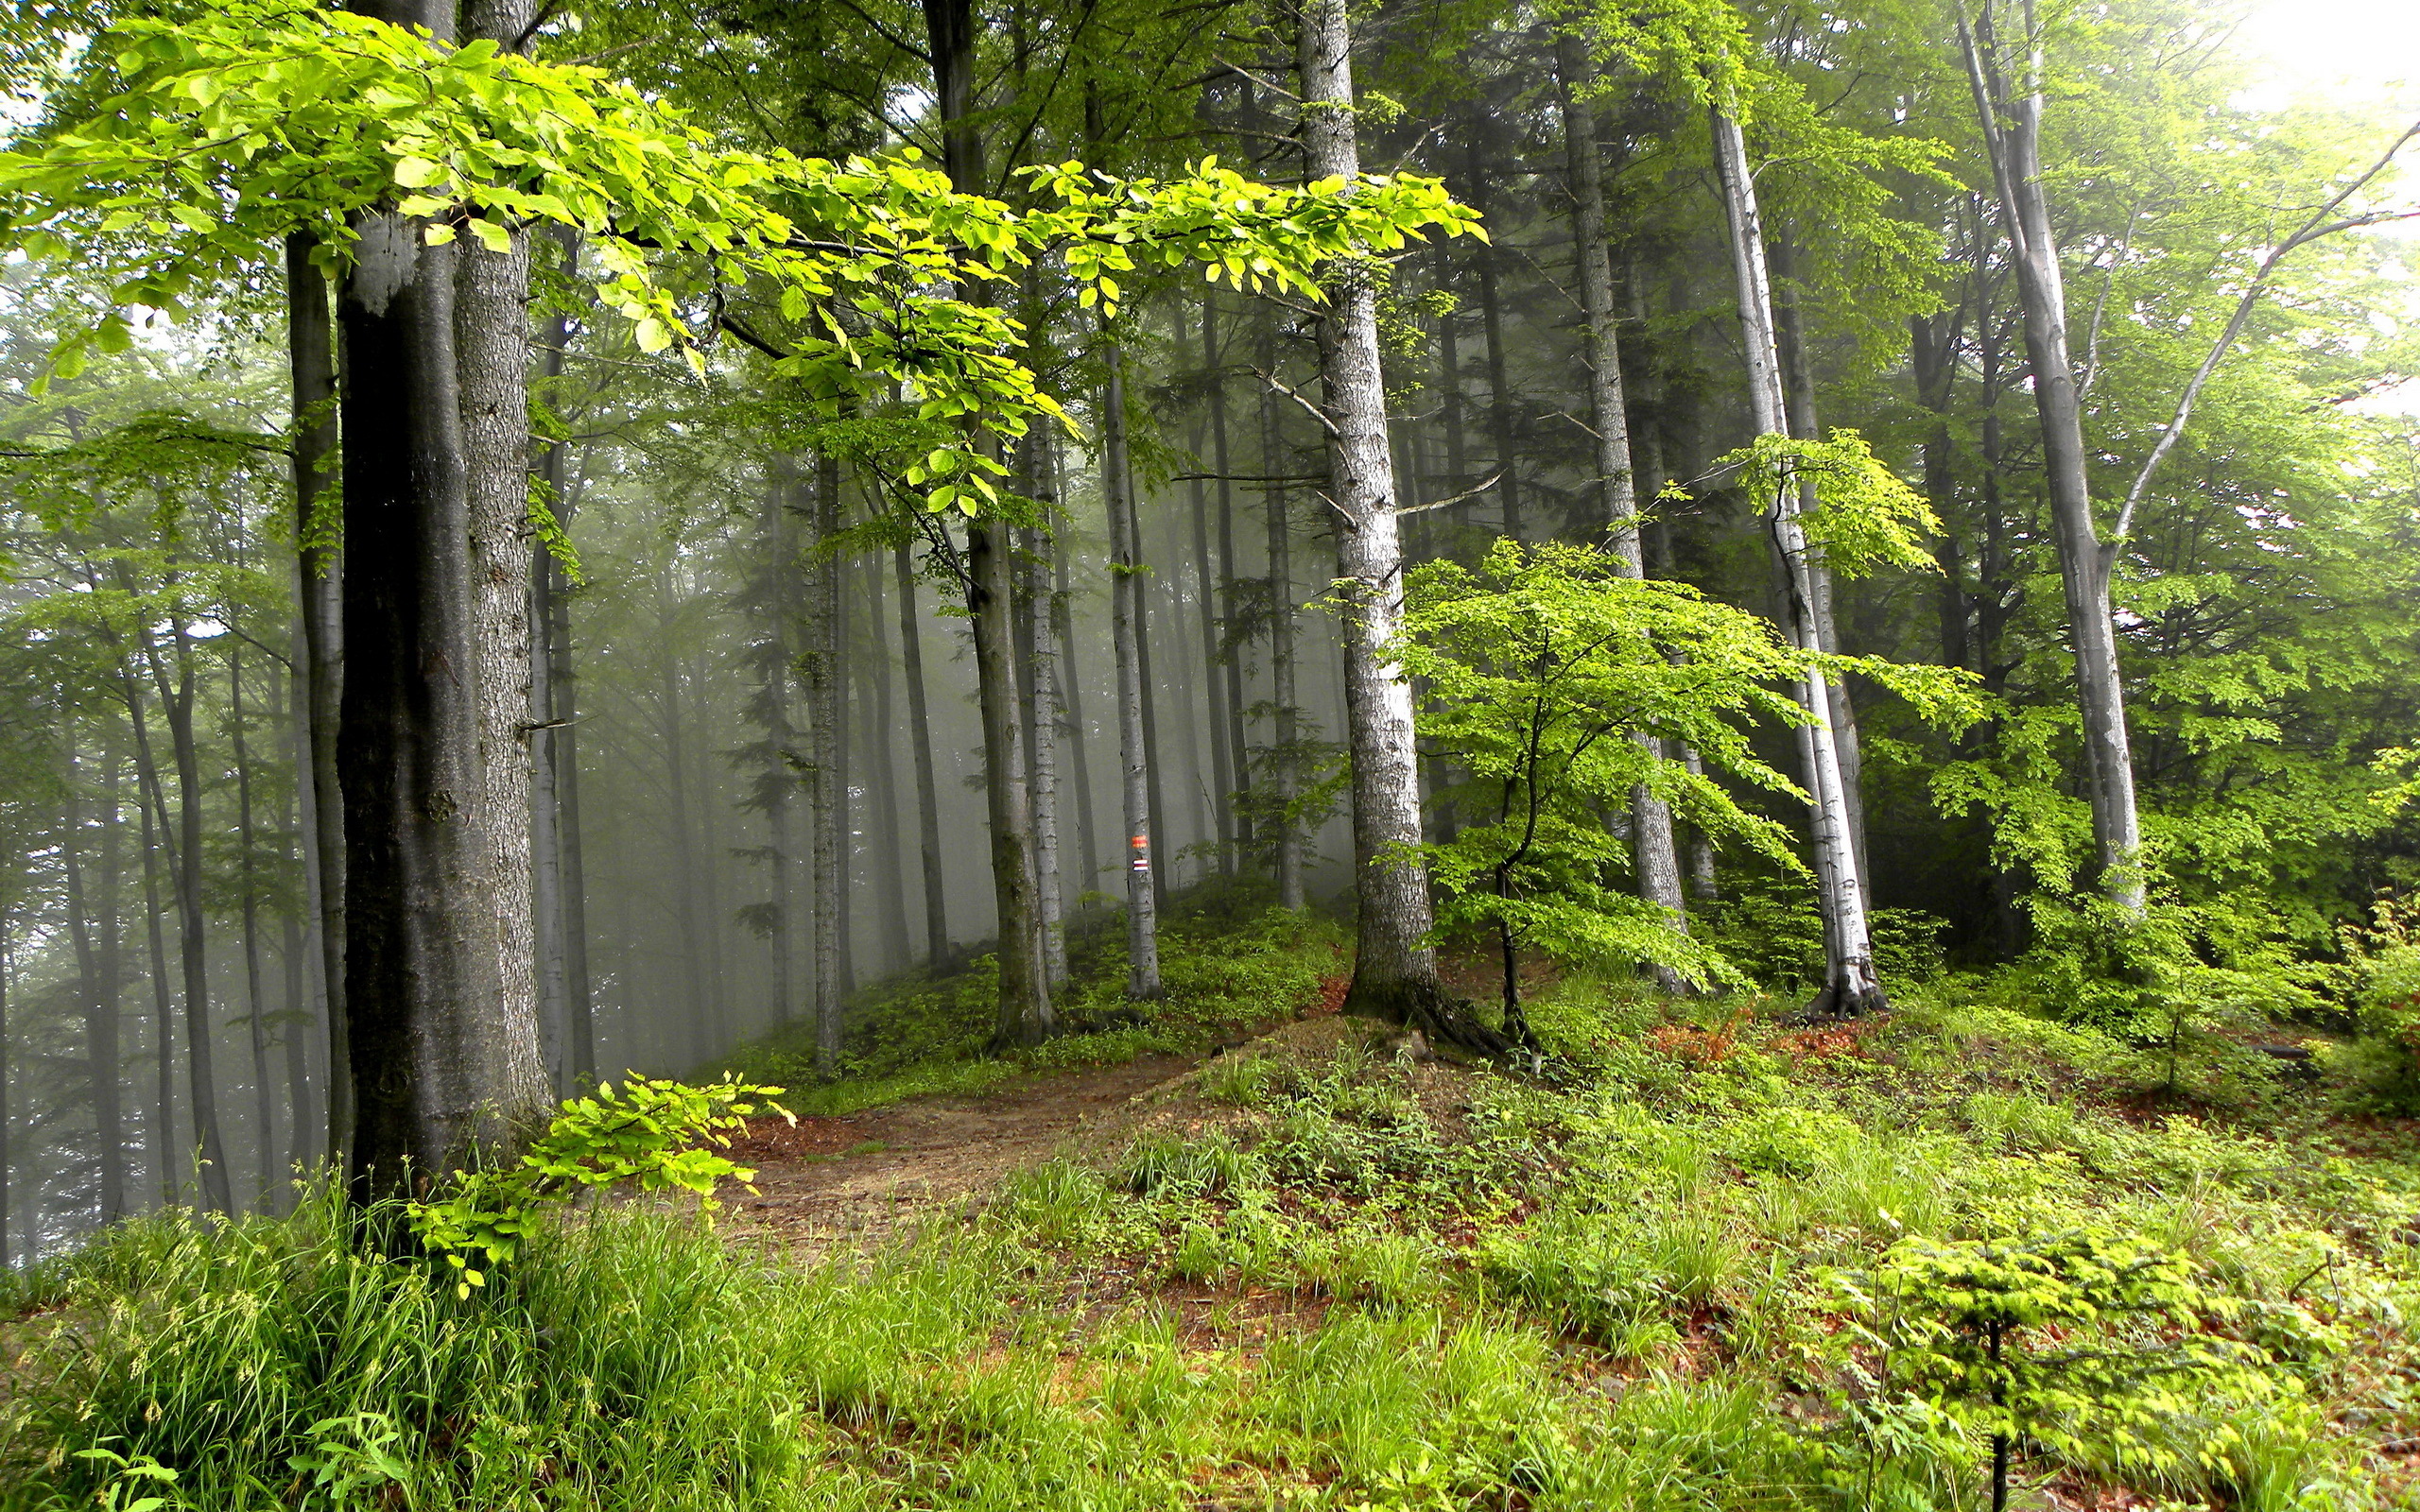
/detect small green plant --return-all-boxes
[1842,1229,2289,1512]
[286,1412,411,1510]
[71,1442,180,1512]
[407,1074,788,1296]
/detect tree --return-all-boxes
[1295,0,1452,1032]
[3,1,1478,1160]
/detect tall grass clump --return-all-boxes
[0,1190,1006,1510]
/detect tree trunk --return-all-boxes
[337,0,529,1191]
[1553,34,1689,982]
[1709,99,1885,1018]
[137,785,177,1207]
[1299,0,1449,1026]
[921,0,1048,1042]
[1051,529,1100,902]
[456,0,550,1130]
[64,732,126,1226]
[229,645,279,1207]
[286,232,348,1172]
[1960,10,2144,918]
[895,540,950,961]
[1188,438,1236,871]
[1102,330,1164,998]
[1133,490,1171,910]
[529,253,576,1086]
[757,462,800,1032]
[547,460,596,1087]
[862,558,913,974]
[278,666,319,1192]
[1466,136,1523,541]
[1259,323,1305,911]
[1019,437,1071,988]
[143,619,234,1213]
[1206,297,1253,860]
[807,456,845,1064]
[1771,232,1872,902]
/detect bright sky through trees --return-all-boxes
[2238,0,2420,104]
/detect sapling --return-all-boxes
[1843,1229,2283,1512]
[1393,541,1972,1040]
[408,1074,789,1296]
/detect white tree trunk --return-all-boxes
[1298,0,1447,1023]
[1709,100,1886,1017]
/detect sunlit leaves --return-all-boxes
[0,2,1480,517]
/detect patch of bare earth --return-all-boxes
[717,1051,1205,1255]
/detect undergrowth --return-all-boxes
[9,904,2420,1509]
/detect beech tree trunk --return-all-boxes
[63,732,125,1225]
[1050,530,1100,901]
[920,0,1049,1043]
[228,646,278,1205]
[1298,0,1449,1024]
[1709,99,1886,1018]
[1018,435,1071,988]
[141,617,233,1212]
[1206,297,1253,859]
[456,0,550,1128]
[1961,9,2145,918]
[1188,438,1236,870]
[529,254,577,1083]
[1465,136,1523,541]
[98,736,132,1215]
[1552,34,1689,982]
[337,0,529,1195]
[895,540,949,961]
[285,233,347,1171]
[137,792,176,1206]
[806,457,845,1064]
[1771,232,1872,902]
[1102,331,1164,998]
[1259,325,1305,910]
[757,463,801,1032]
[862,560,913,973]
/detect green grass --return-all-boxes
[8,912,2420,1509]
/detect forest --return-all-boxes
[1,0,2419,1505]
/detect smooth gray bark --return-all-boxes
[1102,331,1164,998]
[1551,34,1689,979]
[861,559,913,974]
[137,788,176,1206]
[1959,8,2145,918]
[63,732,125,1225]
[1298,0,1448,1024]
[894,540,949,961]
[1259,328,1305,910]
[285,234,346,1171]
[1770,232,1872,904]
[228,645,278,1205]
[457,0,550,1132]
[1050,530,1100,900]
[1206,297,1253,860]
[1709,99,1886,1018]
[807,457,845,1064]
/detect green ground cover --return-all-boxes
[6,910,2419,1510]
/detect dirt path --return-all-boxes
[713,1052,1204,1253]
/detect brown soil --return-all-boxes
[715,1052,1205,1254]
[713,1015,1392,1258]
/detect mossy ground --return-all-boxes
[7,904,2420,1510]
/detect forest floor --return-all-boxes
[14,902,2420,1511]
